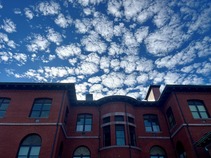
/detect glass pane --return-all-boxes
[18,146,29,155]
[77,116,84,125]
[128,117,134,123]
[115,116,124,121]
[30,111,40,118]
[198,105,206,111]
[189,105,197,111]
[42,104,51,110]
[41,111,49,117]
[0,103,8,110]
[85,118,92,124]
[192,112,200,118]
[33,104,42,110]
[30,146,40,155]
[84,125,91,131]
[0,111,5,117]
[146,126,152,132]
[153,125,160,132]
[144,120,151,126]
[200,112,208,118]
[76,125,83,131]
[103,117,110,123]
[116,138,125,145]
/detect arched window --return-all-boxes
[17,134,41,158]
[73,146,90,158]
[176,142,186,158]
[150,146,166,158]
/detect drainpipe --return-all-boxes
[160,105,177,157]
[174,92,199,158]
[50,90,66,158]
[98,104,101,158]
[125,103,132,158]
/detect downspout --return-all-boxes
[50,90,66,158]
[98,104,101,158]
[160,105,177,156]
[174,92,199,158]
[125,103,132,158]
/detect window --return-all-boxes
[150,146,166,158]
[144,114,160,132]
[115,125,125,145]
[103,125,111,146]
[129,126,136,146]
[188,100,209,119]
[0,98,10,118]
[103,116,110,124]
[17,134,41,158]
[76,114,92,132]
[73,146,90,158]
[115,115,124,121]
[30,98,52,118]
[176,142,186,158]
[166,107,176,129]
[64,108,69,125]
[128,116,134,124]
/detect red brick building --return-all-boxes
[0,82,211,158]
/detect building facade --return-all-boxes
[0,83,211,158]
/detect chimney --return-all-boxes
[86,94,93,101]
[145,85,161,101]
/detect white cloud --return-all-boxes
[75,19,92,34]
[60,77,76,83]
[100,56,110,73]
[92,15,114,41]
[75,62,99,75]
[88,76,101,83]
[75,0,104,7]
[36,1,60,16]
[13,53,27,66]
[135,26,149,43]
[55,44,81,59]
[137,73,149,84]
[145,23,188,56]
[196,62,211,76]
[136,58,154,72]
[27,34,50,52]
[0,51,12,62]
[54,13,72,28]
[46,28,62,45]
[81,31,107,54]
[0,33,16,49]
[110,58,120,71]
[107,0,122,18]
[108,42,124,56]
[102,72,125,89]
[1,19,16,33]
[124,73,137,87]
[0,3,3,9]
[24,8,34,20]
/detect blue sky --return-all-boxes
[0,0,211,100]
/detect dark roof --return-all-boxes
[144,85,161,100]
[0,82,76,102]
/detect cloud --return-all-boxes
[27,34,50,52]
[36,1,60,16]
[102,72,125,89]
[46,28,63,45]
[75,62,99,75]
[135,26,149,43]
[0,33,16,49]
[81,31,107,54]
[13,53,28,66]
[24,8,34,20]
[107,0,122,18]
[75,0,104,7]
[0,51,12,62]
[54,13,72,28]
[74,19,92,34]
[88,76,101,83]
[196,62,211,76]
[55,44,81,59]
[1,19,16,33]
[92,14,114,41]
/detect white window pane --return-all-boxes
[198,105,206,111]
[85,125,91,131]
[30,147,40,155]
[18,147,29,155]
[201,112,208,118]
[146,126,152,132]
[189,105,197,111]
[76,125,83,131]
[192,112,200,118]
